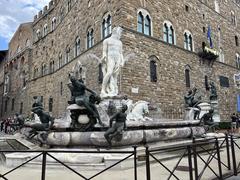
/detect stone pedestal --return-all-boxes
[99,95,125,111]
[98,95,125,124]
[184,107,198,120]
[210,100,220,122]
[198,102,211,119]
[184,102,211,120]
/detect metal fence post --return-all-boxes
[41,151,47,180]
[145,146,151,180]
[192,137,198,180]
[215,138,223,179]
[225,133,231,170]
[187,145,193,180]
[231,135,238,176]
[133,146,138,180]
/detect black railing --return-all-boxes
[145,134,235,180]
[0,147,138,180]
[1,135,240,180]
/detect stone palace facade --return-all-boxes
[1,0,240,120]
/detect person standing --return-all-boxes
[231,113,238,133]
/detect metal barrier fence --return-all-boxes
[0,147,138,180]
[1,135,240,180]
[145,134,240,180]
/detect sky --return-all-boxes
[0,0,50,50]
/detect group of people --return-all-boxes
[0,113,25,134]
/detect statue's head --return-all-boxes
[209,109,214,114]
[192,87,197,92]
[36,109,43,116]
[78,78,84,83]
[112,26,123,39]
[121,104,128,113]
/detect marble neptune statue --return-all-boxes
[100,27,125,98]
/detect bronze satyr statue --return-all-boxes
[209,82,218,101]
[184,87,202,119]
[104,104,128,147]
[68,74,104,129]
[200,109,218,132]
[27,99,54,139]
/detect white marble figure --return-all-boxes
[126,101,151,121]
[100,27,125,98]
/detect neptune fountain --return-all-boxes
[25,27,206,148]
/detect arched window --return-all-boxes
[3,75,10,95]
[184,31,193,51]
[58,54,63,68]
[163,21,175,44]
[36,29,41,40]
[51,17,57,31]
[137,12,144,33]
[17,46,21,53]
[33,67,38,78]
[236,53,240,69]
[26,39,30,47]
[217,25,221,47]
[49,61,55,73]
[102,14,112,39]
[41,64,48,76]
[163,24,168,42]
[11,98,15,111]
[145,15,151,36]
[9,62,13,71]
[214,0,220,13]
[137,10,152,36]
[20,102,23,114]
[98,64,103,84]
[60,8,64,22]
[205,75,209,91]
[43,24,48,36]
[185,66,191,88]
[75,37,81,57]
[235,36,239,46]
[65,46,70,63]
[67,0,72,12]
[219,48,224,63]
[231,11,236,25]
[49,97,53,112]
[169,26,174,44]
[106,15,112,35]
[22,70,26,88]
[60,82,63,95]
[150,58,157,82]
[87,28,94,49]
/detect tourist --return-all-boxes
[231,113,238,133]
[0,119,5,132]
[4,118,10,134]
